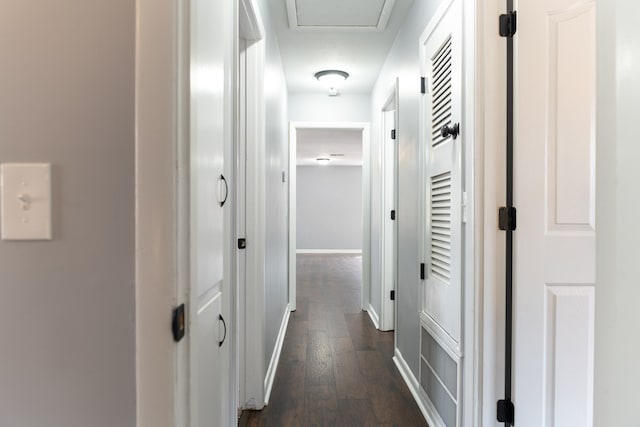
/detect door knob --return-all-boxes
[441,123,460,140]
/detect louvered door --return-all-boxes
[421,0,462,347]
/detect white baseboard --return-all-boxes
[393,348,445,427]
[367,303,380,329]
[263,304,291,404]
[296,249,362,254]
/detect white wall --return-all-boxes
[258,0,291,374]
[369,0,445,376]
[288,92,371,123]
[0,2,136,426]
[297,166,362,250]
[595,0,640,424]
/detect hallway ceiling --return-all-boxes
[296,129,363,166]
[267,0,416,94]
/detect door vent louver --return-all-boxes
[431,35,453,148]
[430,171,452,284]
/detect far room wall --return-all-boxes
[297,165,362,251]
[288,92,371,123]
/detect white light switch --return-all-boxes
[1,163,52,240]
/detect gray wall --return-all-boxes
[259,0,291,373]
[288,92,371,123]
[370,0,444,378]
[297,166,362,250]
[0,1,136,427]
[595,0,640,424]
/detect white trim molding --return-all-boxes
[296,249,362,254]
[367,303,380,330]
[135,1,182,426]
[263,304,291,404]
[241,19,267,410]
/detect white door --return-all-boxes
[421,0,463,348]
[418,3,464,424]
[513,1,596,426]
[189,0,232,425]
[381,110,397,331]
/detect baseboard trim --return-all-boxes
[263,304,291,404]
[393,348,445,427]
[367,303,380,329]
[296,249,362,254]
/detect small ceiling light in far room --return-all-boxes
[315,69,349,96]
[316,157,331,165]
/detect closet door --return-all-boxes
[418,0,463,425]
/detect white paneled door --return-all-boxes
[513,1,596,426]
[189,0,232,425]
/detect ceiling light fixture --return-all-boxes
[316,157,331,165]
[315,70,349,96]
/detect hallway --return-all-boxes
[239,254,427,426]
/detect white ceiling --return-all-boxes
[296,129,363,166]
[267,0,416,94]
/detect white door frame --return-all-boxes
[476,0,507,425]
[238,0,267,411]
[135,1,188,426]
[461,0,480,425]
[288,122,371,312]
[379,80,399,332]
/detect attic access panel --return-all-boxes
[286,0,396,31]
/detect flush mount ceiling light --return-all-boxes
[314,70,349,95]
[316,157,331,165]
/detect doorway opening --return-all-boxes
[288,122,371,314]
[379,79,399,332]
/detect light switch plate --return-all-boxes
[1,163,52,240]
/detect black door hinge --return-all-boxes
[391,129,396,140]
[499,11,517,38]
[420,76,426,94]
[420,263,425,280]
[390,210,396,221]
[390,290,395,301]
[238,238,247,249]
[498,207,517,231]
[172,303,186,342]
[497,399,515,424]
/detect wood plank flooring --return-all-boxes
[239,254,428,427]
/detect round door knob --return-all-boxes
[441,123,460,140]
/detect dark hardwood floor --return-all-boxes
[239,254,428,427]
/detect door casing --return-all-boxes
[288,122,371,314]
[237,0,267,410]
[379,79,399,332]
